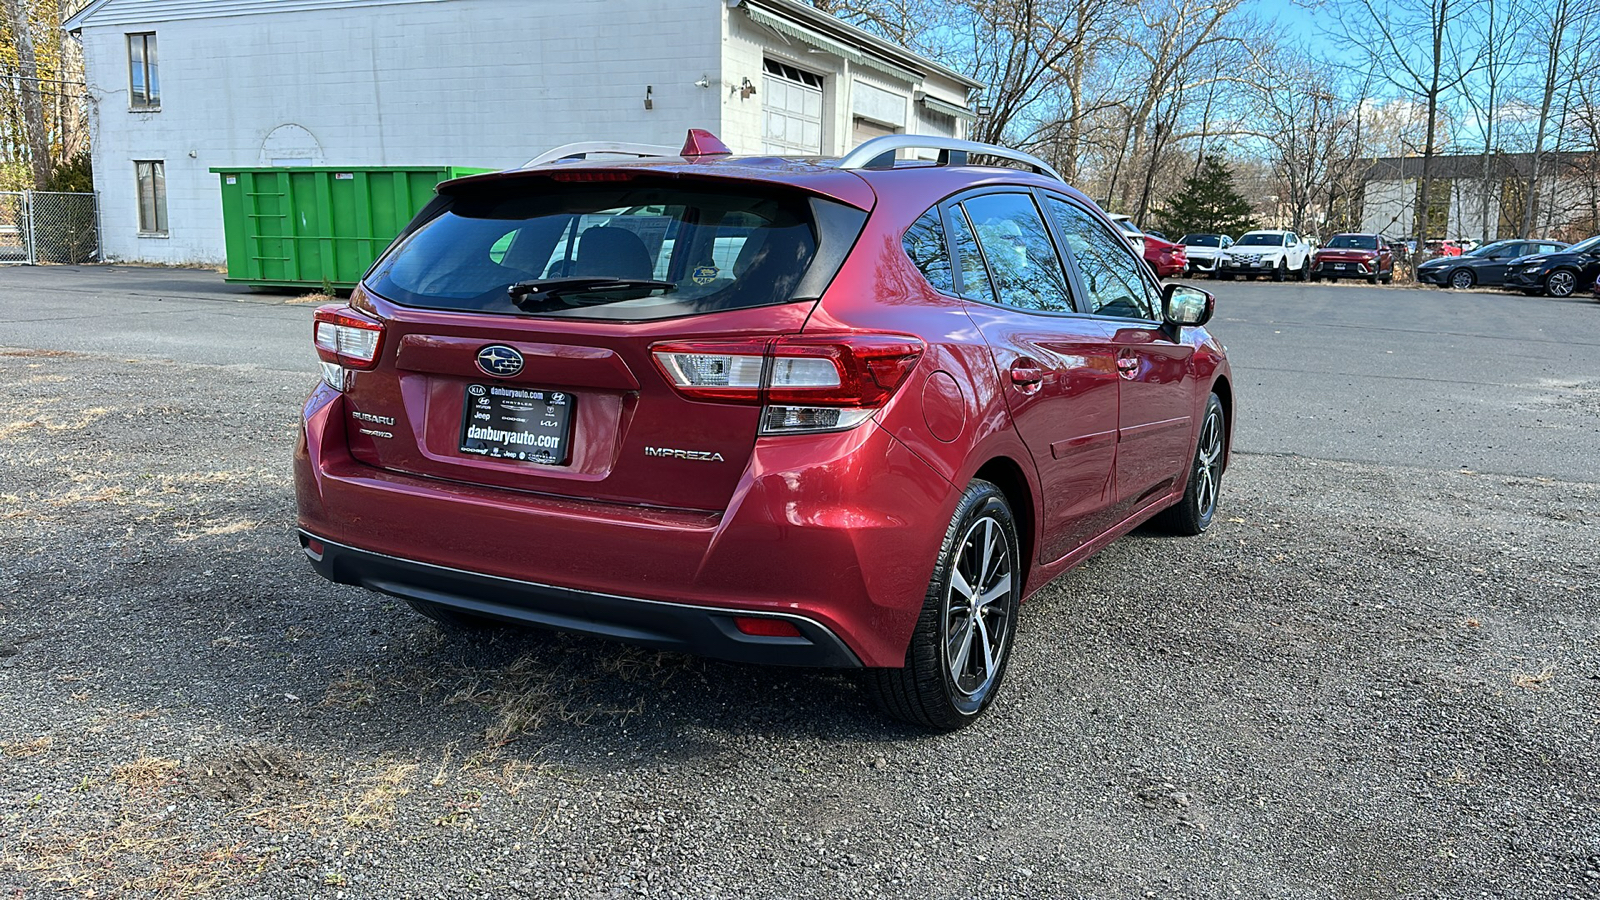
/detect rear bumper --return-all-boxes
[299,532,861,667]
[294,384,956,668]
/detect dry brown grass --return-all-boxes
[1,736,53,758]
[111,756,180,791]
[1511,663,1556,689]
[286,292,338,305]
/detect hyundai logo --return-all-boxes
[476,345,524,377]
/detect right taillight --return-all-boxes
[651,334,924,435]
[313,305,385,390]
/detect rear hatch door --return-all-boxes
[342,169,868,513]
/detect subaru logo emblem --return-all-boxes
[476,345,523,377]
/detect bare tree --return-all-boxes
[1337,0,1483,254]
[1516,0,1600,237]
[2,0,51,186]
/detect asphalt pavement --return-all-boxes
[0,267,1596,899]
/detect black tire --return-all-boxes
[1545,268,1578,297]
[1153,394,1226,536]
[1367,271,1379,284]
[1311,272,1322,282]
[1448,268,1475,290]
[865,480,1021,731]
[1298,259,1311,281]
[1382,272,1394,284]
[404,597,499,632]
[1272,261,1287,282]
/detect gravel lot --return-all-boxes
[1,271,1597,899]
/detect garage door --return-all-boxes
[851,117,898,149]
[762,59,823,155]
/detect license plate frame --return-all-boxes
[459,383,575,466]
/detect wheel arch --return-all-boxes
[972,455,1036,588]
[1209,375,1234,472]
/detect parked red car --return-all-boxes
[295,131,1233,729]
[1312,233,1394,284]
[1141,232,1189,279]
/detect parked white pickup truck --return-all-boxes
[1217,229,1313,281]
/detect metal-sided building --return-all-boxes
[65,0,981,265]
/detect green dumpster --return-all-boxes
[212,165,491,290]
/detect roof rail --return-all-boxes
[523,141,680,168]
[835,135,1063,182]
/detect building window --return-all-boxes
[135,161,167,235]
[762,59,823,156]
[128,33,159,109]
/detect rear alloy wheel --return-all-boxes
[866,480,1020,730]
[1154,394,1226,536]
[1545,269,1578,297]
[1449,268,1475,290]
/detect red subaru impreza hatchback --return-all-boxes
[295,131,1232,729]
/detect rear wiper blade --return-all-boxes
[507,277,676,303]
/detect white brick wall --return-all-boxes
[78,0,975,264]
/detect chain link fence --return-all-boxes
[0,191,101,265]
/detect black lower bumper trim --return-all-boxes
[299,533,862,668]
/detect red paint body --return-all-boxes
[294,158,1233,668]
[1141,232,1189,279]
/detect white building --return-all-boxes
[65,0,981,265]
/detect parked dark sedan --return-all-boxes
[1502,234,1600,297]
[1416,239,1569,289]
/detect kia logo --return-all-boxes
[476,345,523,377]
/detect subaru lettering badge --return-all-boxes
[476,345,523,377]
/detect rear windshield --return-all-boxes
[1181,234,1220,246]
[366,180,860,321]
[1325,235,1378,250]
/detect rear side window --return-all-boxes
[366,181,863,321]
[948,206,996,303]
[903,209,954,294]
[959,193,1074,314]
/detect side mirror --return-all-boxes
[1162,283,1214,327]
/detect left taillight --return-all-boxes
[313,305,385,391]
[651,334,924,435]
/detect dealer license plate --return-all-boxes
[459,383,574,465]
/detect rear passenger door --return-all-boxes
[943,190,1121,563]
[1042,194,1196,514]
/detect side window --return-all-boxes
[948,205,996,303]
[128,33,159,110]
[902,208,954,294]
[957,193,1074,313]
[1044,196,1159,321]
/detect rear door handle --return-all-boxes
[1010,359,1046,388]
